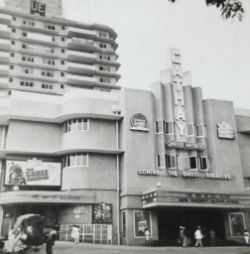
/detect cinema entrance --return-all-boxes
[142,190,248,246]
[157,207,226,245]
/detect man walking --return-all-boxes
[194,226,204,247]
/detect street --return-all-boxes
[45,241,250,254]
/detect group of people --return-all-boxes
[178,225,216,248]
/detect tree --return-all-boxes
[169,0,244,21]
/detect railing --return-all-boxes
[59,224,112,245]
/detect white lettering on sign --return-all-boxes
[138,169,159,176]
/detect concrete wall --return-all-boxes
[62,154,117,190]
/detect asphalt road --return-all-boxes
[43,241,250,254]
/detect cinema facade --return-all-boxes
[0,47,249,245]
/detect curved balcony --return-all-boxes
[66,62,96,75]
[0,52,10,63]
[0,24,10,38]
[66,73,96,86]
[66,26,96,39]
[0,13,11,25]
[67,38,95,52]
[66,50,96,64]
[0,38,10,51]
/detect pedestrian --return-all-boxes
[194,226,204,247]
[209,228,216,246]
[179,226,188,247]
[244,229,249,245]
[46,225,58,254]
[144,228,150,246]
[71,225,80,244]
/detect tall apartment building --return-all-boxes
[0,0,120,96]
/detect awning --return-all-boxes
[142,189,250,209]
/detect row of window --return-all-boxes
[13,16,66,30]
[99,66,111,72]
[63,153,88,167]
[156,121,204,137]
[16,80,64,89]
[64,119,89,133]
[158,154,208,171]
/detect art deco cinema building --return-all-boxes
[1,0,250,247]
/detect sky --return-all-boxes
[63,0,250,109]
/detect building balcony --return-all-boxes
[0,52,10,63]
[66,26,96,39]
[66,62,96,75]
[66,50,96,64]
[0,64,9,76]
[0,39,10,51]
[67,37,96,52]
[66,73,96,86]
[0,24,10,38]
[0,13,11,25]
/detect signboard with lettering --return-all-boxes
[130,113,149,131]
[5,159,61,186]
[30,0,46,16]
[217,122,235,140]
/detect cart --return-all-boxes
[1,214,48,254]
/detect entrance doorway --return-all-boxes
[157,207,225,244]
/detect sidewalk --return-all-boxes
[52,241,250,254]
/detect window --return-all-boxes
[61,60,65,65]
[189,157,197,170]
[187,124,194,136]
[61,26,65,30]
[61,37,65,41]
[11,53,15,57]
[157,155,161,168]
[11,41,15,45]
[99,43,107,49]
[64,153,88,167]
[22,44,27,49]
[199,157,207,171]
[47,25,56,30]
[23,20,26,25]
[20,81,33,87]
[12,17,16,21]
[60,84,64,89]
[52,37,55,42]
[22,32,27,37]
[41,84,53,89]
[64,119,89,133]
[10,65,14,70]
[12,28,16,33]
[156,121,163,133]
[61,48,65,53]
[9,78,13,82]
[100,77,110,83]
[165,154,176,169]
[122,212,126,237]
[164,122,174,134]
[196,124,204,137]
[61,72,64,77]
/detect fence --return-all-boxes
[59,224,112,245]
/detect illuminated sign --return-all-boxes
[217,122,235,140]
[30,0,46,16]
[5,159,61,186]
[130,113,149,132]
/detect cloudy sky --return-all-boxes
[63,0,250,109]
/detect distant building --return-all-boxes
[0,0,250,247]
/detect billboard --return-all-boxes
[5,159,61,186]
[92,203,112,224]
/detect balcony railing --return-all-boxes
[66,62,96,75]
[66,50,96,63]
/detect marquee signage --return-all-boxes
[168,170,232,180]
[217,122,235,140]
[130,113,149,132]
[30,0,46,16]
[5,159,61,186]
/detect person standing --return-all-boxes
[244,229,249,245]
[179,226,188,247]
[194,226,204,247]
[209,228,216,246]
[46,226,58,254]
[144,228,150,246]
[71,225,80,244]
